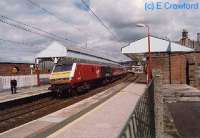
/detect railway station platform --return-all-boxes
[0,85,50,104]
[48,83,146,138]
[0,82,147,138]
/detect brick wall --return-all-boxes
[185,52,200,89]
[0,63,51,76]
[151,53,186,84]
[170,54,186,84]
[151,52,200,89]
[151,54,170,84]
[0,63,32,76]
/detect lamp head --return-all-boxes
[136,23,146,28]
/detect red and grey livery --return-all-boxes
[49,62,126,96]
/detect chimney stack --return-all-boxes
[181,29,188,46]
[197,33,200,42]
[182,29,188,39]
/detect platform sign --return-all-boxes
[11,67,18,74]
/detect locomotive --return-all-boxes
[49,61,126,97]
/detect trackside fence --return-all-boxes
[0,74,50,91]
[118,80,155,138]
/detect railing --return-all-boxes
[118,80,155,138]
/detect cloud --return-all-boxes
[73,0,90,11]
[0,0,199,62]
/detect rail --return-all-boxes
[118,80,155,138]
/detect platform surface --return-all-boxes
[0,85,50,104]
[48,83,146,138]
[163,84,200,138]
[0,82,130,138]
[168,102,200,137]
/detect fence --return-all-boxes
[0,74,50,91]
[118,80,155,138]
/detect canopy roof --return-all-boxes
[36,42,67,58]
[122,36,194,56]
[36,41,119,65]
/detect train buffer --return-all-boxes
[0,85,50,104]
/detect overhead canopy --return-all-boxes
[36,41,119,65]
[122,36,194,59]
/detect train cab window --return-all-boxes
[54,64,73,72]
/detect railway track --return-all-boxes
[0,73,138,133]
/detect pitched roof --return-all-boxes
[122,36,194,54]
[36,41,119,65]
[36,42,67,58]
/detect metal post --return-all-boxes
[168,40,172,84]
[147,26,152,84]
[35,59,40,86]
[166,37,172,84]
[136,23,152,84]
[36,65,40,86]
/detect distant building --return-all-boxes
[0,60,54,76]
[179,29,200,51]
[0,62,33,76]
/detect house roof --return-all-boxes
[122,36,194,55]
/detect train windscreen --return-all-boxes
[54,64,73,72]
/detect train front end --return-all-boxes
[49,63,76,95]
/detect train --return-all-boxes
[49,61,126,97]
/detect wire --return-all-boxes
[26,0,128,47]
[81,0,120,41]
[0,15,79,44]
[26,0,81,33]
[0,38,32,46]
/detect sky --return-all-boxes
[0,0,199,63]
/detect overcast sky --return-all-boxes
[0,0,199,62]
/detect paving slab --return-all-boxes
[168,102,200,137]
[0,82,130,138]
[0,85,50,104]
[160,84,200,137]
[48,83,146,138]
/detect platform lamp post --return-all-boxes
[136,23,152,84]
[166,37,172,84]
[35,59,40,86]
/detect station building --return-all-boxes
[122,36,200,89]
